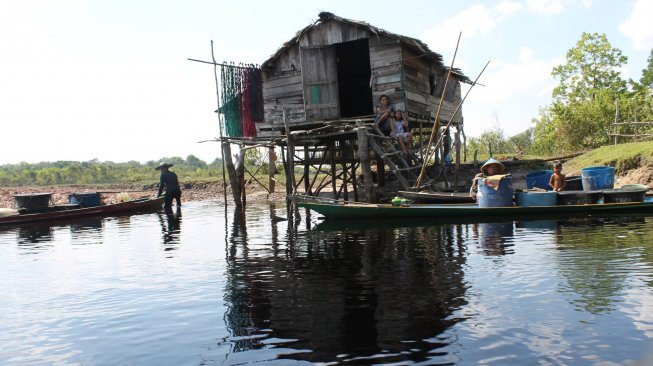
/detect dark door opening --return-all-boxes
[336,39,373,118]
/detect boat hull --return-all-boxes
[0,197,164,226]
[298,200,653,220]
[397,191,475,204]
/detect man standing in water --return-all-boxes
[156,162,181,212]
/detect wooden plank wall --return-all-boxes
[260,20,374,135]
[259,19,463,137]
[401,48,462,124]
[369,36,403,111]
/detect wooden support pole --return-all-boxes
[268,147,276,194]
[222,141,242,207]
[304,145,311,195]
[350,143,359,202]
[614,98,619,145]
[356,123,376,203]
[454,126,461,191]
[283,110,297,199]
[329,142,338,199]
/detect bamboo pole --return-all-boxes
[210,41,229,206]
[356,121,375,203]
[415,32,462,188]
[614,98,619,145]
[413,60,490,189]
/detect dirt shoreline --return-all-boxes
[0,182,287,209]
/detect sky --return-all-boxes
[1,0,651,165]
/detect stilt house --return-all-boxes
[258,11,470,135]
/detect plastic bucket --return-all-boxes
[515,191,558,207]
[525,170,553,190]
[581,166,615,191]
[602,189,646,203]
[69,192,102,207]
[565,176,583,191]
[477,176,514,208]
[13,193,52,210]
[557,190,602,205]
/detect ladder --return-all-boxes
[367,126,425,190]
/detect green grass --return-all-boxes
[564,141,653,175]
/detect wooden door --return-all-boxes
[300,46,339,120]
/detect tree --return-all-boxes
[185,154,207,169]
[640,49,653,90]
[533,33,630,152]
[552,32,627,104]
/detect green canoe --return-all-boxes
[298,199,653,220]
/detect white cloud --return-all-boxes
[526,0,594,14]
[422,1,523,51]
[618,0,653,51]
[527,0,564,14]
[463,48,561,136]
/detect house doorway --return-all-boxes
[336,39,373,118]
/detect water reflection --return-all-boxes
[17,225,54,252]
[554,216,653,315]
[223,214,469,363]
[474,222,514,255]
[159,209,182,251]
[70,217,104,244]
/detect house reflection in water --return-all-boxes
[223,212,469,363]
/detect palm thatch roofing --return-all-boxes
[261,12,471,83]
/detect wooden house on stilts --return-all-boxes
[215,12,472,205]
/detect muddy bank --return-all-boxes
[0,181,286,209]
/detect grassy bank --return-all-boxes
[564,141,653,175]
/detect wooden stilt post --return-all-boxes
[329,142,338,198]
[268,147,276,194]
[236,145,246,207]
[222,141,242,207]
[350,143,359,202]
[304,145,311,195]
[454,126,461,191]
[356,121,375,203]
[283,109,296,198]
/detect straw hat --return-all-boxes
[155,162,174,170]
[481,158,505,175]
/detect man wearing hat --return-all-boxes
[156,162,181,212]
[469,158,506,201]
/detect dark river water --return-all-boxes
[2,201,653,365]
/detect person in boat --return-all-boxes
[373,94,394,136]
[470,158,506,201]
[156,162,181,212]
[549,160,567,192]
[391,109,412,155]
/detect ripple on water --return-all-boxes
[2,205,653,364]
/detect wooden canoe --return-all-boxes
[298,199,653,220]
[0,197,164,227]
[398,190,475,204]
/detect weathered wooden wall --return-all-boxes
[401,48,462,125]
[259,18,464,138]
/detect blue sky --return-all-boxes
[1,0,651,165]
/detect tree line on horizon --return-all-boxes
[0,155,225,187]
[469,32,653,157]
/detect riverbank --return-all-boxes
[0,181,287,209]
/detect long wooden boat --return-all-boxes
[398,190,475,204]
[298,199,653,220]
[0,197,164,226]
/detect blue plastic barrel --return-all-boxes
[69,192,102,207]
[525,170,553,190]
[477,175,514,207]
[515,191,557,207]
[580,166,615,191]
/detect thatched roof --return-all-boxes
[261,12,470,83]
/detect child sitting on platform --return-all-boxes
[391,110,412,155]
